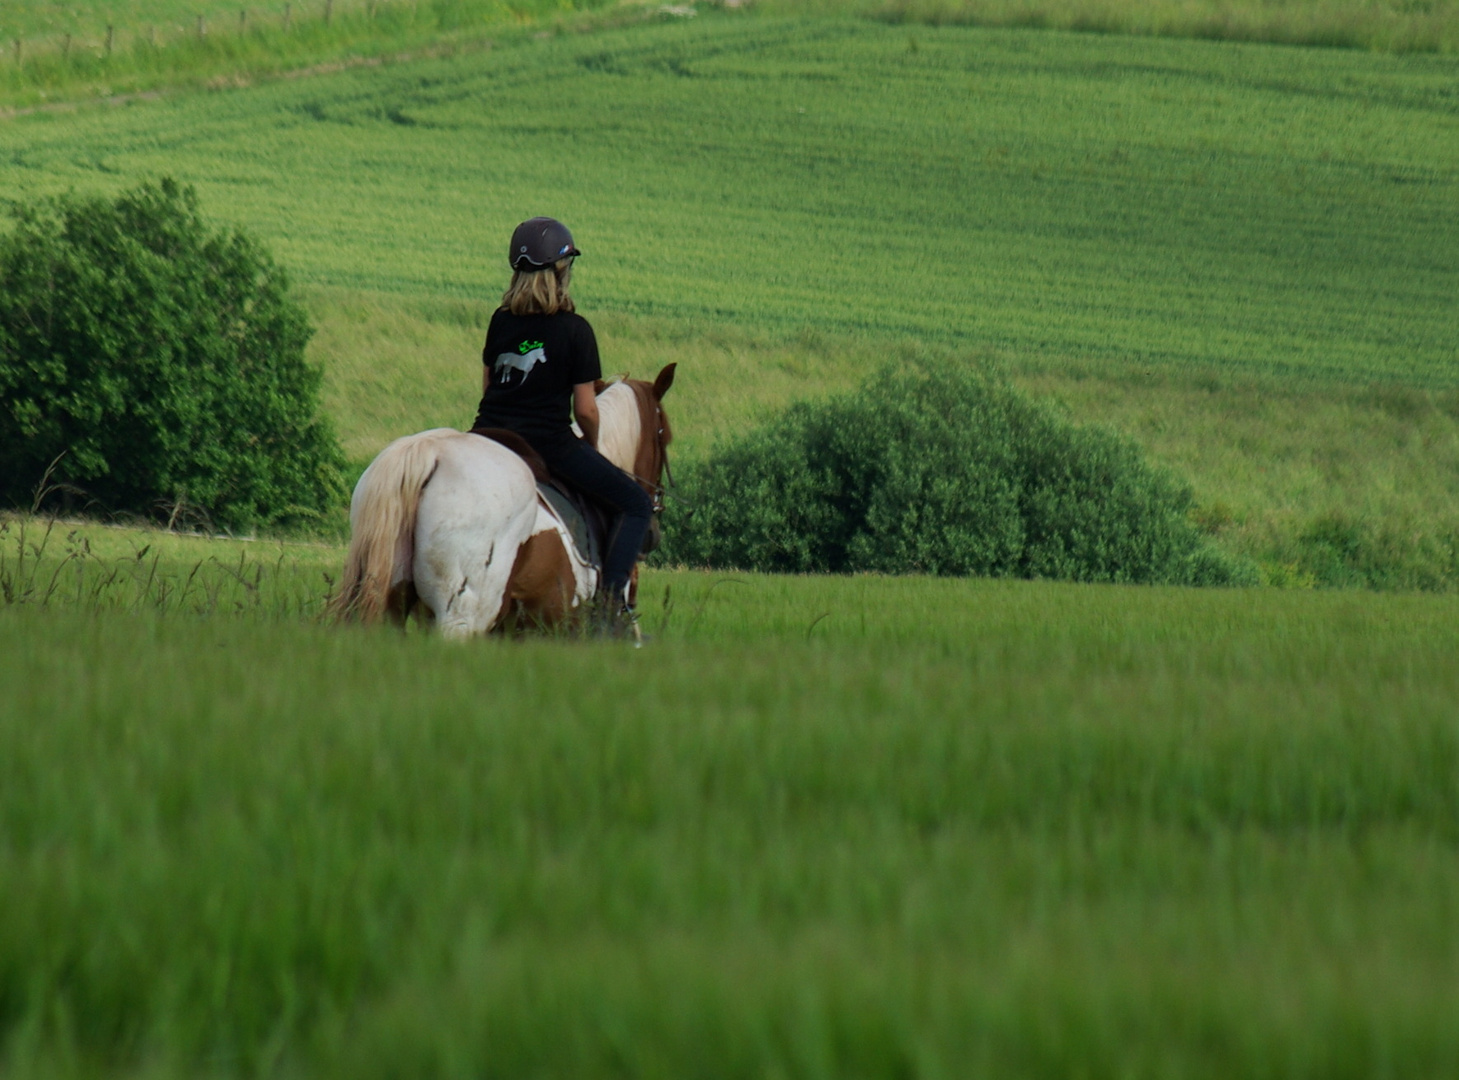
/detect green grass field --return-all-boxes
[4,523,1459,1076]
[0,0,633,108]
[3,7,1459,1073]
[3,0,1456,106]
[8,0,1458,47]
[9,16,1455,383]
[3,0,402,39]
[772,0,1459,52]
[5,14,1456,380]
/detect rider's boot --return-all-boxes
[588,585,646,646]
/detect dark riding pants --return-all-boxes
[543,440,653,604]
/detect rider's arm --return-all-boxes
[573,382,600,450]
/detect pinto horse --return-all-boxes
[332,363,675,638]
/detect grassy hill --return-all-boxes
[2,0,1455,107]
[3,11,1455,583]
[7,17,1455,380]
[766,0,1459,52]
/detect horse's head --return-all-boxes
[623,363,676,553]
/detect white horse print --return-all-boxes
[493,344,547,382]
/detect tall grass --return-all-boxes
[0,515,339,616]
[3,573,1458,1076]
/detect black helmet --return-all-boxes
[509,217,580,271]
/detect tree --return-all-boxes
[0,178,345,531]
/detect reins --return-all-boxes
[630,403,675,514]
[621,379,691,514]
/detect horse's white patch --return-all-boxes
[413,435,539,638]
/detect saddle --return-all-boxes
[468,428,609,569]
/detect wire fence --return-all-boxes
[4,0,449,72]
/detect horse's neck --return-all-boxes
[595,383,641,473]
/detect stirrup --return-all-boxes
[625,604,645,649]
[588,596,645,647]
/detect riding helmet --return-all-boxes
[509,217,581,271]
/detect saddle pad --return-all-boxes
[537,482,600,568]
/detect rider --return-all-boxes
[472,216,653,626]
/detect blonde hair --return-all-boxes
[501,260,575,316]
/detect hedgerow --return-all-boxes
[0,179,345,532]
[669,359,1253,585]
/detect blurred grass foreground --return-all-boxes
[3,548,1459,1077]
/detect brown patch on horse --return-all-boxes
[496,526,576,632]
[469,427,551,483]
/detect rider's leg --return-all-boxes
[547,441,653,605]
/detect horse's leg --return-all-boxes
[426,530,531,640]
[500,528,577,632]
[385,580,418,629]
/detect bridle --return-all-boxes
[631,400,675,517]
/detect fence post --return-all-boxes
[325,0,334,26]
[284,3,292,31]
[240,9,248,34]
[105,25,115,55]
[62,33,72,58]
[149,25,157,47]
[197,14,207,38]
[12,39,20,66]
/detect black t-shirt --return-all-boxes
[472,308,602,456]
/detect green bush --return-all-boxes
[0,179,345,532]
[669,359,1253,585]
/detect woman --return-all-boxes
[472,216,653,626]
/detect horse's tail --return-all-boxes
[331,429,459,624]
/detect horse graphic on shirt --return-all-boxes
[494,342,547,384]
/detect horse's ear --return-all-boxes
[593,379,607,396]
[653,363,677,400]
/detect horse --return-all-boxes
[331,363,675,638]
